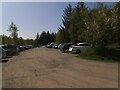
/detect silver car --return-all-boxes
[69,42,91,54]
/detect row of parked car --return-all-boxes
[0,44,33,59]
[46,42,92,54]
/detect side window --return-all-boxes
[78,44,90,46]
[76,43,90,46]
[7,45,13,49]
[78,44,84,46]
[84,44,90,46]
[76,44,83,46]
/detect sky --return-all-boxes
[1,2,114,39]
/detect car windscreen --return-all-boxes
[2,46,7,49]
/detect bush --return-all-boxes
[78,48,119,62]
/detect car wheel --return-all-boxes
[76,50,81,54]
[63,50,66,53]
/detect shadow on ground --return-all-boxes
[1,59,9,63]
[5,56,12,59]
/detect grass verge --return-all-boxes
[77,48,119,62]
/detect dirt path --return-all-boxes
[2,47,118,88]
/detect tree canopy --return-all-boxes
[34,31,55,45]
[55,2,120,48]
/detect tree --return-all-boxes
[24,38,34,45]
[112,2,120,45]
[35,32,40,46]
[55,28,65,43]
[68,2,88,43]
[38,31,55,45]
[50,32,55,42]
[83,2,116,48]
[55,2,119,49]
[18,37,24,45]
[2,35,14,44]
[7,22,18,44]
[56,4,72,43]
[62,4,72,29]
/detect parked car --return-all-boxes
[53,44,59,49]
[1,45,9,56]
[58,44,63,49]
[60,43,74,53]
[28,45,33,48]
[0,47,7,59]
[24,45,33,50]
[46,43,55,48]
[1,44,18,56]
[69,42,91,54]
[19,45,26,51]
[69,45,74,52]
[25,45,30,50]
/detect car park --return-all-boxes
[69,42,91,54]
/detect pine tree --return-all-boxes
[56,4,72,43]
[7,22,18,44]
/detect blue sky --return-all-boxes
[1,2,114,39]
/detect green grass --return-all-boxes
[107,43,120,49]
[77,48,119,62]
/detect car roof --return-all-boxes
[0,44,7,46]
[75,43,90,46]
[77,42,89,44]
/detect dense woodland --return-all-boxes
[0,31,55,46]
[55,2,120,49]
[1,35,34,45]
[55,2,120,61]
[34,31,56,46]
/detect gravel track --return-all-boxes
[2,47,118,88]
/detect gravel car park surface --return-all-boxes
[2,47,118,88]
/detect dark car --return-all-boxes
[60,43,74,53]
[0,47,7,59]
[19,45,26,51]
[25,45,30,50]
[1,45,10,56]
[24,45,32,50]
[2,44,18,56]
